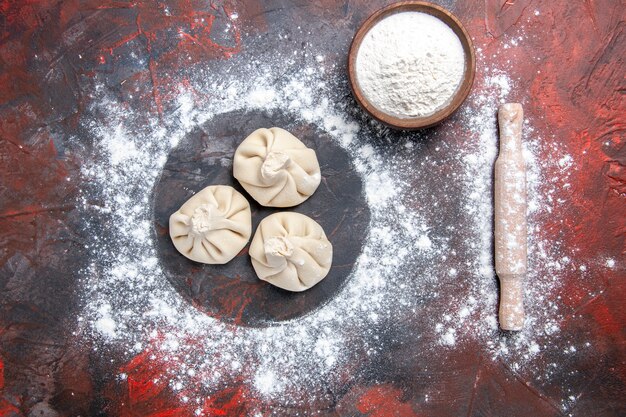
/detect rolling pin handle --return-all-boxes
[498,274,525,331]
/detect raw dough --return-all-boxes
[249,212,333,292]
[233,127,321,207]
[169,185,251,264]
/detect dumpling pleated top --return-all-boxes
[249,212,333,292]
[169,185,251,264]
[233,127,321,207]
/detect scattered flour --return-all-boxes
[74,24,580,414]
[95,304,117,338]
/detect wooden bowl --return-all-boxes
[347,1,476,130]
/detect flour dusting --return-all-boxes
[75,26,577,414]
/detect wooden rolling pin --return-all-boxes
[495,103,527,331]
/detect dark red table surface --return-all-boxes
[1,1,625,416]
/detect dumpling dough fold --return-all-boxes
[250,212,333,292]
[169,185,251,264]
[233,127,321,207]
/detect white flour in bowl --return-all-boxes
[355,11,466,118]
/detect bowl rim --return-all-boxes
[347,1,476,130]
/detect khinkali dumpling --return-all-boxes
[233,127,321,207]
[169,185,251,264]
[250,212,333,292]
